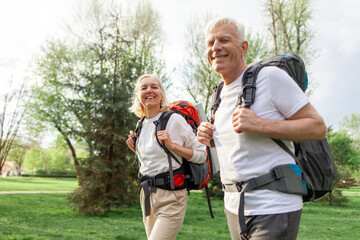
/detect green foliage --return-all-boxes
[45,148,69,173]
[6,141,27,175]
[26,0,165,214]
[327,128,360,173]
[244,30,269,65]
[23,146,44,172]
[205,172,224,200]
[340,112,360,151]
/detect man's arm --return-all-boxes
[232,103,327,141]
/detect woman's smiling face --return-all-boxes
[138,76,162,110]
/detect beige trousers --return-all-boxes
[140,188,187,240]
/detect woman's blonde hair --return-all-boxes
[129,74,170,118]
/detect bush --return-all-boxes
[35,169,49,175]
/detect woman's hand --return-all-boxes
[126,130,137,153]
[156,130,175,150]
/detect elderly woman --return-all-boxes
[126,74,206,240]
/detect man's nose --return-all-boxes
[213,40,222,51]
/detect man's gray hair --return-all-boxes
[204,17,245,42]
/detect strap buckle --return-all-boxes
[272,167,283,180]
[236,183,244,192]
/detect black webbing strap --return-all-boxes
[271,138,297,159]
[140,180,156,217]
[140,176,172,217]
[223,167,285,234]
[242,67,257,109]
[241,65,267,109]
[209,82,224,148]
[134,117,145,150]
[167,153,175,189]
[154,113,182,190]
[204,185,215,218]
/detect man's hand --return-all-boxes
[232,105,262,134]
[197,122,215,147]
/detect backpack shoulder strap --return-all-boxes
[241,65,267,109]
[153,111,182,189]
[210,81,224,124]
[134,117,146,149]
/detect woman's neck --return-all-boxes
[145,107,161,119]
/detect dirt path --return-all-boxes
[0,191,73,194]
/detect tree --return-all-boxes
[179,14,221,115]
[6,140,27,176]
[23,146,44,173]
[0,79,26,175]
[324,127,359,204]
[340,113,360,151]
[27,0,165,214]
[264,0,314,64]
[327,128,360,173]
[244,31,269,65]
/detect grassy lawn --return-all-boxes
[0,177,359,239]
[0,177,78,191]
[299,189,360,240]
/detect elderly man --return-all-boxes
[197,17,326,240]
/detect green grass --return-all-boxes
[0,177,78,191]
[0,177,359,239]
[299,190,360,240]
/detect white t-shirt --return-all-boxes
[213,66,308,216]
[136,112,207,177]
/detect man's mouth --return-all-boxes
[213,55,228,60]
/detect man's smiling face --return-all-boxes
[206,23,244,79]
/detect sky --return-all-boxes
[1,0,359,132]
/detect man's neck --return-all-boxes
[222,63,248,86]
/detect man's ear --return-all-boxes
[241,41,248,57]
